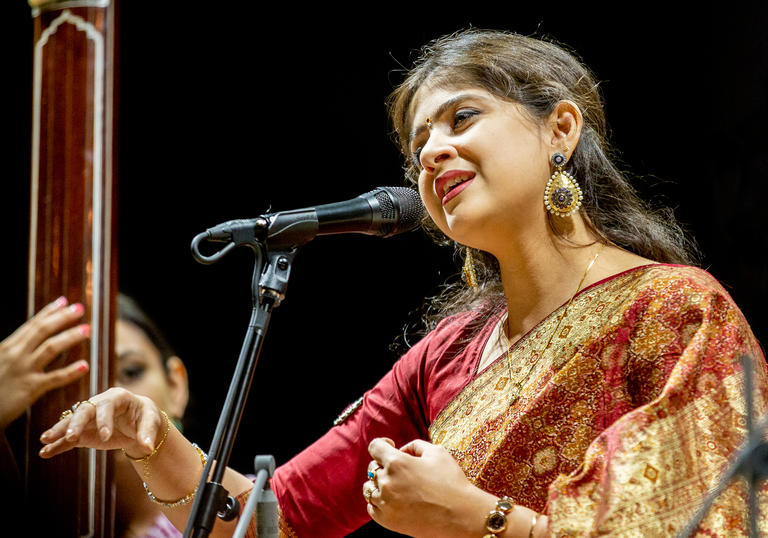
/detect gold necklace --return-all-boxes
[502,243,606,403]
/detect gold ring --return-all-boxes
[363,486,376,502]
[83,399,97,409]
[59,409,73,421]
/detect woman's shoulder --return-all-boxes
[400,303,502,365]
[429,301,503,340]
[599,263,748,325]
[581,262,740,320]
[627,263,732,298]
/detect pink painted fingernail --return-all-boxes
[69,303,84,315]
[78,324,91,337]
[76,360,89,372]
[54,296,68,308]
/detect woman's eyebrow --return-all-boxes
[117,350,143,361]
[408,93,479,147]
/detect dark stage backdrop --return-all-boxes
[3,4,767,537]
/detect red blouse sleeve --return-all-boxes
[269,311,484,537]
[269,346,429,536]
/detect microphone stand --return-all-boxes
[183,219,297,538]
[677,354,768,537]
[234,455,277,538]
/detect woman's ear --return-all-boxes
[547,100,583,155]
[164,356,189,419]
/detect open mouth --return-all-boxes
[443,176,470,196]
[437,171,476,205]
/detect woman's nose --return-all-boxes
[420,131,457,172]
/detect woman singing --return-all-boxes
[38,29,767,537]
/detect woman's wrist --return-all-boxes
[467,487,545,538]
[125,418,203,504]
[122,410,170,464]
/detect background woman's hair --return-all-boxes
[117,293,177,371]
[387,28,700,332]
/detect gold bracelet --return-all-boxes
[529,513,539,538]
[122,410,170,478]
[143,442,208,507]
[483,496,514,537]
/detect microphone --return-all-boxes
[204,186,425,248]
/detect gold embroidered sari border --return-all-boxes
[429,265,658,440]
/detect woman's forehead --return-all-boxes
[116,320,162,361]
[408,84,489,125]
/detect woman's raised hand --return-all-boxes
[39,387,254,538]
[0,297,91,430]
[38,387,165,459]
[364,438,498,538]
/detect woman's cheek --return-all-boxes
[418,178,444,227]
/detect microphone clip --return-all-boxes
[191,217,269,265]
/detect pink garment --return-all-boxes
[141,513,182,538]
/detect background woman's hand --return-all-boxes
[365,438,496,538]
[0,297,90,430]
[39,387,165,458]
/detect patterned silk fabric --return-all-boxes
[430,265,768,536]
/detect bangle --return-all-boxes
[122,410,171,478]
[483,496,514,537]
[143,442,208,507]
[529,513,539,538]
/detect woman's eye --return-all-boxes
[411,147,423,169]
[453,109,478,129]
[118,363,145,383]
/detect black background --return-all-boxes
[3,3,767,536]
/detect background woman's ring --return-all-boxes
[59,409,73,421]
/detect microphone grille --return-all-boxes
[378,186,424,235]
[374,190,396,220]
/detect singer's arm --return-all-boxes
[39,387,254,537]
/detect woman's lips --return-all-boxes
[435,170,476,206]
[442,178,474,205]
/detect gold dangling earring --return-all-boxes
[462,247,478,288]
[544,148,583,217]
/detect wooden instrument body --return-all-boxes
[26,1,118,536]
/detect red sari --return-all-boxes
[240,264,767,536]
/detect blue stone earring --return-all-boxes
[544,148,582,217]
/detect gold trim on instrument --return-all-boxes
[30,0,110,16]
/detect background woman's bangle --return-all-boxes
[122,410,170,478]
[143,442,207,507]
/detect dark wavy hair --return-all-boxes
[117,294,176,372]
[387,29,699,331]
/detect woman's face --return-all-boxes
[115,320,188,419]
[408,85,552,253]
